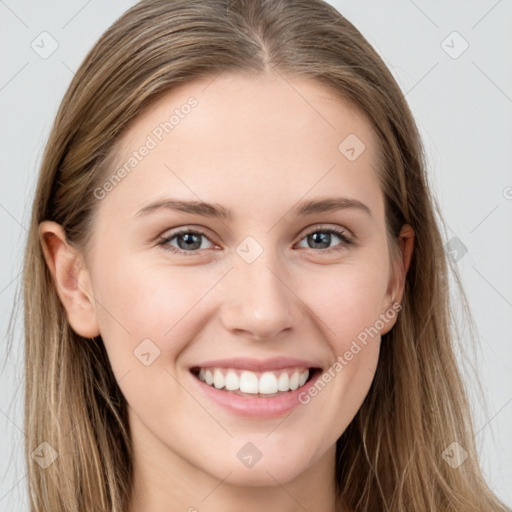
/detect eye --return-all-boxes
[157,224,355,256]
[158,228,215,255]
[296,225,354,253]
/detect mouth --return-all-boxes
[189,366,322,398]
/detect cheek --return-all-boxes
[297,263,384,438]
[90,254,216,376]
[296,259,389,349]
[293,258,387,411]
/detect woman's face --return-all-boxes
[52,72,412,489]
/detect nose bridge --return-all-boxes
[220,237,299,339]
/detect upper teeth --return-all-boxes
[197,368,310,394]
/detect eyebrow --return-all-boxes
[135,196,372,220]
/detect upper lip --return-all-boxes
[190,356,323,372]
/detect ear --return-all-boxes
[39,221,100,338]
[380,223,414,335]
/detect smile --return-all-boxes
[193,366,315,394]
[188,357,324,417]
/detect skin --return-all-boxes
[40,71,414,512]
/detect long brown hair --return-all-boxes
[20,0,509,510]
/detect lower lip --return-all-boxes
[189,370,321,419]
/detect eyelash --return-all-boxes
[157,225,355,256]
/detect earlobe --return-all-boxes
[39,221,100,338]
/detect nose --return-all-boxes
[219,251,302,341]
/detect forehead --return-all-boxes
[99,71,384,223]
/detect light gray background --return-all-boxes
[1,0,511,509]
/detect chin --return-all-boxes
[214,458,309,488]
[215,436,324,487]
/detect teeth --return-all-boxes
[225,370,240,391]
[240,371,259,394]
[204,369,214,385]
[277,372,290,391]
[289,371,299,391]
[258,372,278,394]
[195,367,311,394]
[213,369,225,389]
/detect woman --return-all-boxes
[22,0,509,510]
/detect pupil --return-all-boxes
[178,233,201,250]
[310,232,330,249]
